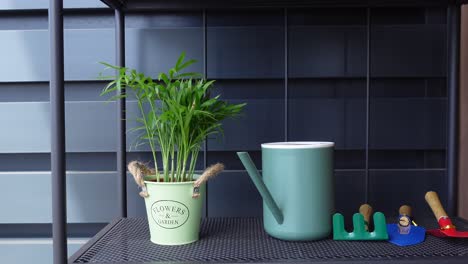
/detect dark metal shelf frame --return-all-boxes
[47,0,465,263]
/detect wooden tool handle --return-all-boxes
[359,204,373,224]
[425,191,448,220]
[399,205,412,217]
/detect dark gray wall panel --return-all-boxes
[0,30,114,82]
[0,28,202,82]
[207,151,262,170]
[207,100,284,151]
[369,150,446,169]
[345,99,366,149]
[287,98,445,150]
[371,78,447,98]
[125,28,203,77]
[370,98,446,149]
[288,79,366,98]
[289,27,344,77]
[207,171,262,217]
[289,27,366,78]
[0,153,116,172]
[0,102,116,153]
[334,170,366,221]
[369,169,446,217]
[346,28,367,77]
[0,241,84,264]
[0,101,212,153]
[1,12,201,31]
[0,172,117,223]
[213,79,284,99]
[127,173,147,218]
[0,81,110,102]
[0,0,105,10]
[289,99,345,147]
[207,170,365,219]
[207,27,284,79]
[371,25,446,77]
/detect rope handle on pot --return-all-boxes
[128,161,154,198]
[127,161,224,199]
[192,163,225,198]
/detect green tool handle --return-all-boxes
[237,152,284,224]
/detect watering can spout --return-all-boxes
[237,152,284,224]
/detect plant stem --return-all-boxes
[136,98,159,180]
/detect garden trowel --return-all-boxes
[333,204,388,240]
[425,191,468,238]
[387,205,425,246]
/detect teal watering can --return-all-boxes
[238,142,334,241]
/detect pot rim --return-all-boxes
[262,141,334,149]
[144,180,197,185]
[144,173,201,185]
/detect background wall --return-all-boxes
[0,2,449,263]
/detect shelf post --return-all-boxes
[115,8,127,217]
[49,0,67,263]
[447,3,461,216]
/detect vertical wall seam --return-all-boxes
[203,9,208,218]
[284,8,288,142]
[365,7,371,204]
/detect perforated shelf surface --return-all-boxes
[70,217,468,264]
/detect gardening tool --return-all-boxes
[386,205,426,246]
[425,191,468,238]
[237,142,335,241]
[333,204,389,240]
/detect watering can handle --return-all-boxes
[425,191,448,221]
[359,204,373,230]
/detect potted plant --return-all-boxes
[100,53,245,245]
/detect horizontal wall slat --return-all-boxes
[125,28,203,77]
[0,98,445,153]
[0,240,84,264]
[207,99,285,151]
[371,25,446,77]
[0,0,106,10]
[0,28,202,82]
[289,26,366,78]
[0,102,116,153]
[207,27,284,79]
[289,98,446,150]
[0,25,445,81]
[0,172,117,223]
[207,170,442,218]
[207,171,263,217]
[370,98,446,149]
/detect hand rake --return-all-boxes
[333,204,389,240]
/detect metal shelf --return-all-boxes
[69,217,468,264]
[100,0,468,11]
